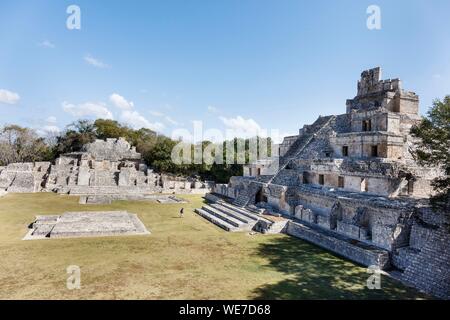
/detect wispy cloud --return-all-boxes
[84,54,110,69]
[62,101,113,119]
[0,89,20,105]
[207,105,219,113]
[35,116,61,136]
[149,110,179,126]
[121,110,165,132]
[220,115,263,138]
[38,40,55,49]
[164,116,179,126]
[149,110,164,117]
[46,116,57,124]
[109,93,134,110]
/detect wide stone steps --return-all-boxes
[195,201,269,232]
[217,201,261,221]
[209,203,255,225]
[194,208,239,232]
[201,205,246,228]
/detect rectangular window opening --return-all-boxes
[319,174,325,185]
[342,146,349,157]
[338,176,345,188]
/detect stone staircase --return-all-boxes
[270,168,300,186]
[268,115,335,185]
[232,182,262,207]
[282,115,334,162]
[233,189,250,207]
[195,201,270,232]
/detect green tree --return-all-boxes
[143,136,178,173]
[0,125,52,165]
[411,96,450,211]
[94,119,129,140]
[54,120,96,155]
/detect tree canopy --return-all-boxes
[411,96,450,211]
[0,125,52,165]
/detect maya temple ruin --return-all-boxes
[0,137,211,198]
[0,67,448,299]
[203,67,450,299]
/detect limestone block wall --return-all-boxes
[402,227,450,299]
[213,183,236,199]
[350,111,401,133]
[409,224,435,250]
[286,187,413,251]
[279,135,299,157]
[0,162,51,192]
[331,133,404,159]
[84,138,141,161]
[286,221,391,269]
[397,93,420,115]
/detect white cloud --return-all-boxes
[0,89,20,105]
[42,125,61,134]
[121,110,165,132]
[62,101,113,119]
[38,40,55,49]
[149,110,164,117]
[149,110,178,126]
[207,105,219,113]
[433,74,442,79]
[84,54,110,69]
[35,117,61,136]
[46,116,57,124]
[109,93,134,110]
[165,116,179,126]
[220,115,263,138]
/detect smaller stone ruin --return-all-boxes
[0,137,211,196]
[24,211,150,240]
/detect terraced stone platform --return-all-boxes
[195,200,273,232]
[78,194,187,205]
[24,211,150,240]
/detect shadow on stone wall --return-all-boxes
[250,236,428,300]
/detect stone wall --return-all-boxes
[286,221,390,269]
[0,162,51,193]
[83,138,141,161]
[402,227,450,299]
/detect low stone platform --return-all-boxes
[78,194,187,205]
[286,221,390,269]
[24,211,150,240]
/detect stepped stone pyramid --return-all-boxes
[202,67,449,299]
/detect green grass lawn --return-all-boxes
[0,193,428,300]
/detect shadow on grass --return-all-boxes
[251,236,426,300]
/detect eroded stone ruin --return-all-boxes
[204,67,449,299]
[0,137,211,197]
[24,211,150,240]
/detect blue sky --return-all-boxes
[0,0,449,141]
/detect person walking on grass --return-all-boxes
[179,207,184,218]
